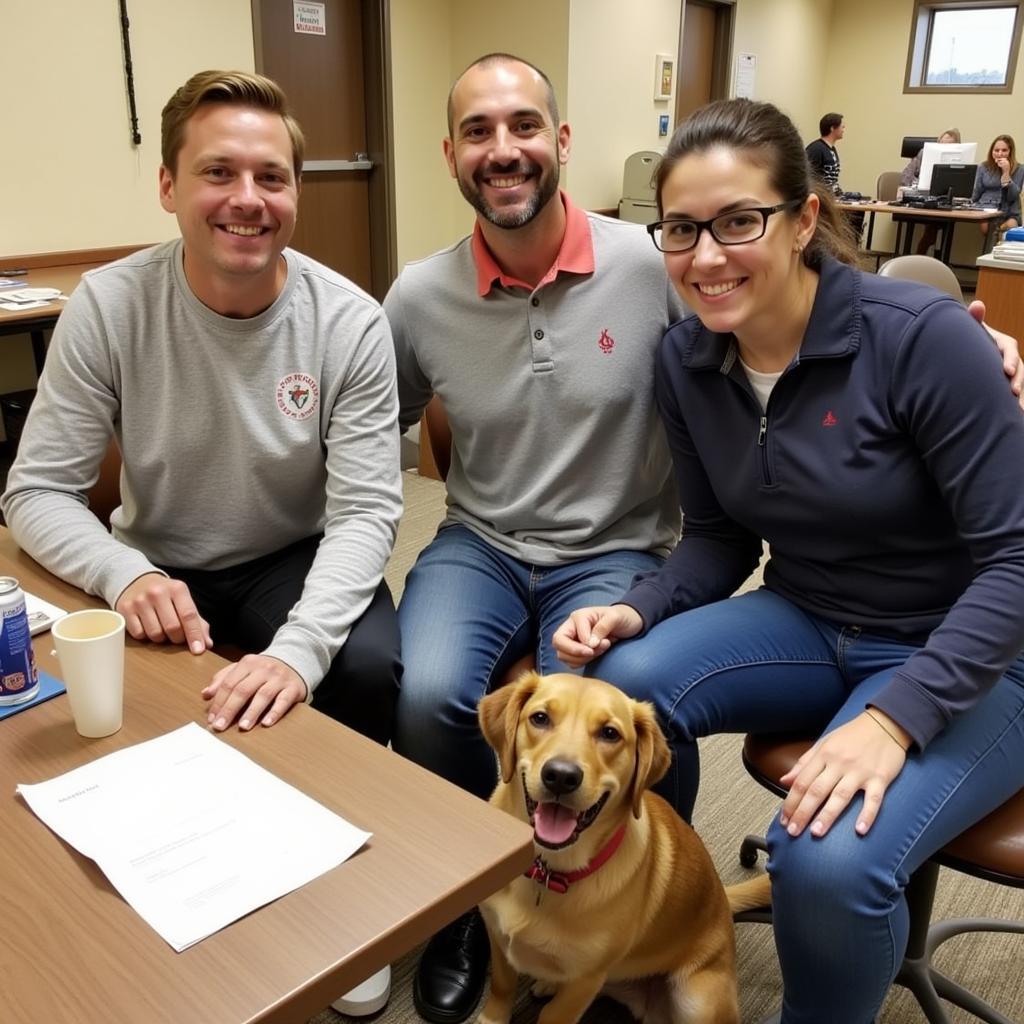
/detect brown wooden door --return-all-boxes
[253,0,382,295]
[676,0,734,124]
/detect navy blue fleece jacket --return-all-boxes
[623,258,1024,750]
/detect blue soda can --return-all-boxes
[0,576,40,705]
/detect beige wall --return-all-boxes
[0,0,253,436]
[1,0,255,256]
[732,0,835,143]
[566,0,681,211]
[447,0,571,242]
[824,0,1024,194]
[820,0,1024,257]
[388,0,842,260]
[5,0,1018,406]
[389,0,457,267]
[390,0,570,266]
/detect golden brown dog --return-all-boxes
[476,672,770,1024]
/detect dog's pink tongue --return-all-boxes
[534,802,578,845]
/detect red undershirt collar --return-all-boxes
[472,190,595,296]
[524,823,627,894]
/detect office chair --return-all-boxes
[865,170,910,264]
[876,170,902,203]
[878,254,965,302]
[738,734,1024,1024]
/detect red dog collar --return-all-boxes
[525,824,627,894]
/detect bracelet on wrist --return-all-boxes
[865,708,909,751]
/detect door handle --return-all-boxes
[302,154,373,172]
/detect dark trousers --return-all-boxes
[160,535,400,745]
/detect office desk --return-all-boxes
[0,531,533,1024]
[0,264,99,375]
[976,254,1024,352]
[839,201,1004,265]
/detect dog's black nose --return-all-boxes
[541,758,583,795]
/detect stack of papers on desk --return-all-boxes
[992,241,1024,263]
[0,287,66,312]
[17,723,371,951]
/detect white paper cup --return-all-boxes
[51,609,125,738]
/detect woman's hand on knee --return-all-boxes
[552,605,644,669]
[778,711,910,839]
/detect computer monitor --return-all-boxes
[901,135,935,159]
[918,141,977,190]
[929,163,978,200]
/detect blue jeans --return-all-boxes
[393,524,662,799]
[592,589,1024,1024]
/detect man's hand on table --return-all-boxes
[203,654,308,731]
[115,573,213,653]
[969,300,1024,406]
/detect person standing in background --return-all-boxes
[805,112,844,193]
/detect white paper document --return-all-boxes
[17,723,371,951]
[23,590,68,635]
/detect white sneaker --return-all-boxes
[331,965,391,1017]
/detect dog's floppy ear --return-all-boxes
[478,671,541,783]
[630,699,671,819]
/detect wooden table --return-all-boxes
[0,264,100,375]
[0,531,533,1024]
[839,201,1005,265]
[0,247,153,377]
[976,254,1024,354]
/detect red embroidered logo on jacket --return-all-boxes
[598,329,615,354]
[822,411,838,427]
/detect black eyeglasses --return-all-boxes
[646,199,805,253]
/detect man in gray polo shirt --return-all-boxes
[382,52,683,1024]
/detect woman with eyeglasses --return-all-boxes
[553,98,1024,1023]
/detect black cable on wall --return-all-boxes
[119,0,142,145]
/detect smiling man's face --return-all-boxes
[158,103,299,312]
[444,60,570,230]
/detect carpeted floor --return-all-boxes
[308,472,1024,1024]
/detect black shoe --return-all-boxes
[413,908,490,1024]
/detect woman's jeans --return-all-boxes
[593,588,1024,1024]
[393,524,662,800]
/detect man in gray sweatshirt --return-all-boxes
[2,71,403,748]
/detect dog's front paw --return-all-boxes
[530,980,557,1000]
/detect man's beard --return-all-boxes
[458,158,560,229]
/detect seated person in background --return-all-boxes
[900,128,961,187]
[973,134,1024,240]
[900,127,961,255]
[554,97,1024,1024]
[1,71,402,744]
